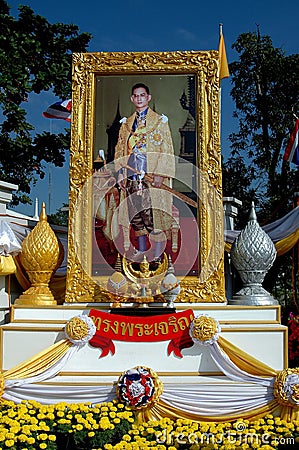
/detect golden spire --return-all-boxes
[15,203,60,306]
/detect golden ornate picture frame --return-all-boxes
[65,51,225,303]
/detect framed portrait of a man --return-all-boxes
[65,51,225,303]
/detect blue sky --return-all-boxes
[7,0,299,216]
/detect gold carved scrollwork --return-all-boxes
[66,50,225,303]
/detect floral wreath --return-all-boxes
[64,315,96,346]
[117,366,163,409]
[274,368,299,407]
[189,314,221,346]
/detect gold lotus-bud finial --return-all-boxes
[15,202,61,306]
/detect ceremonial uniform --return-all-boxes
[114,106,175,251]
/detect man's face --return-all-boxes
[131,87,151,112]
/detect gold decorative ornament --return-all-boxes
[190,315,221,345]
[65,316,89,341]
[274,368,299,407]
[123,253,168,283]
[122,253,168,304]
[15,203,60,306]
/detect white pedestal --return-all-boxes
[1,304,287,378]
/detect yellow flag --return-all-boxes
[218,33,230,80]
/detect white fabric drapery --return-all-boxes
[225,205,299,244]
[1,318,276,419]
[3,383,116,404]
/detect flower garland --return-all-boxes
[64,315,96,346]
[117,366,163,409]
[274,368,299,407]
[189,314,221,346]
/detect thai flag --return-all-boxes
[42,99,72,122]
[283,119,299,166]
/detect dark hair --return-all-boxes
[131,83,150,95]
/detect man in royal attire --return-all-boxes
[114,83,175,260]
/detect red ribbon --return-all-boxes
[88,309,194,358]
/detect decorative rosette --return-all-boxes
[274,368,299,407]
[148,129,163,146]
[117,366,163,409]
[64,315,96,346]
[189,315,221,346]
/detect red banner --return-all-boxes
[88,309,194,358]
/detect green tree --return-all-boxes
[226,30,299,300]
[222,155,257,228]
[0,0,91,204]
[228,30,299,221]
[48,203,69,227]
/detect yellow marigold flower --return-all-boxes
[130,430,139,435]
[58,419,67,424]
[17,433,27,443]
[55,402,67,411]
[5,433,14,439]
[88,431,95,437]
[38,434,48,441]
[122,435,131,442]
[93,408,100,415]
[76,424,84,431]
[27,437,35,444]
[4,440,15,448]
[56,411,64,417]
[48,435,56,441]
[39,444,47,449]
[21,426,30,435]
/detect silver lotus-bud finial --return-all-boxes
[160,256,180,308]
[229,202,278,306]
